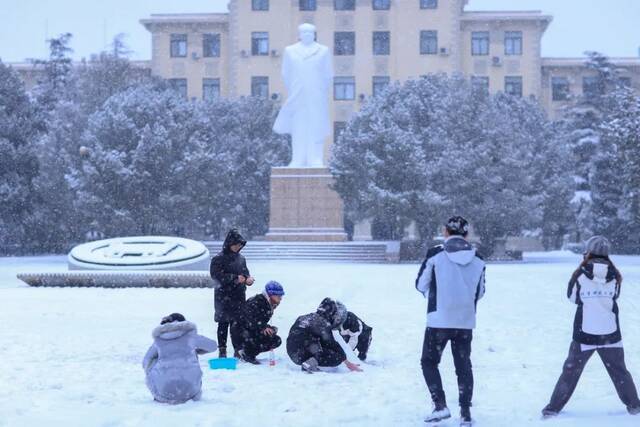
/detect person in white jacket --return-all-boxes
[415,216,485,426]
[542,236,640,418]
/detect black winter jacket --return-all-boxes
[233,293,275,335]
[210,230,250,323]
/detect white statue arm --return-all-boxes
[281,48,293,93]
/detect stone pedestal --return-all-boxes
[266,167,347,241]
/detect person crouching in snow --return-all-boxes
[210,228,255,359]
[287,298,362,373]
[338,311,373,361]
[231,281,285,364]
[541,236,640,419]
[142,313,217,404]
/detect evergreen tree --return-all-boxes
[331,74,573,255]
[0,61,44,251]
[597,88,640,252]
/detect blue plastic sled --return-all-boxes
[209,358,237,370]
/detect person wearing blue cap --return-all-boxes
[231,281,285,364]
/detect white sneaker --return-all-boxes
[425,406,451,423]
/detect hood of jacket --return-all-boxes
[582,258,616,283]
[443,236,477,266]
[223,229,247,253]
[316,297,347,329]
[152,320,197,341]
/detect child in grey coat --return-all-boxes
[143,313,217,404]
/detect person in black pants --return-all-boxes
[231,281,285,364]
[415,217,486,426]
[542,236,640,419]
[210,229,254,358]
[287,298,362,373]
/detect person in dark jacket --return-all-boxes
[287,298,362,373]
[210,229,255,358]
[142,313,217,404]
[338,311,373,361]
[231,281,285,364]
[415,216,485,426]
[542,236,640,419]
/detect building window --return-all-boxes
[203,34,220,58]
[420,30,438,55]
[300,0,317,10]
[203,78,220,100]
[251,76,269,98]
[373,0,391,10]
[551,77,570,101]
[334,76,355,100]
[583,76,602,98]
[373,31,390,55]
[335,0,356,10]
[334,32,356,55]
[504,31,522,56]
[169,78,187,99]
[372,76,390,96]
[505,76,523,97]
[251,32,269,56]
[252,0,269,11]
[471,31,489,56]
[471,76,489,94]
[170,34,187,58]
[420,0,437,9]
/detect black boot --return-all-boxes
[460,406,472,426]
[218,347,227,359]
[541,405,559,419]
[239,349,260,365]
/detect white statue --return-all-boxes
[273,23,333,168]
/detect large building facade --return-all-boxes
[9,1,640,152]
[139,0,639,145]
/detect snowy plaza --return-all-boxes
[1,253,640,427]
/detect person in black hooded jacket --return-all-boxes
[210,229,255,358]
[286,297,362,373]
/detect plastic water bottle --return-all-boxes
[269,350,276,367]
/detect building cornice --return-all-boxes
[140,13,229,31]
[461,11,553,32]
[542,57,640,68]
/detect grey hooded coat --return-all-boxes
[415,236,486,329]
[142,321,217,404]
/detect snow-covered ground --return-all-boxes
[1,253,640,427]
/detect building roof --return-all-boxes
[140,13,229,30]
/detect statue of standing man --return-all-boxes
[273,23,333,168]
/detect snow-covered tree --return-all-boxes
[562,52,622,241]
[331,74,573,254]
[186,96,289,238]
[72,85,197,236]
[0,61,44,251]
[596,88,640,252]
